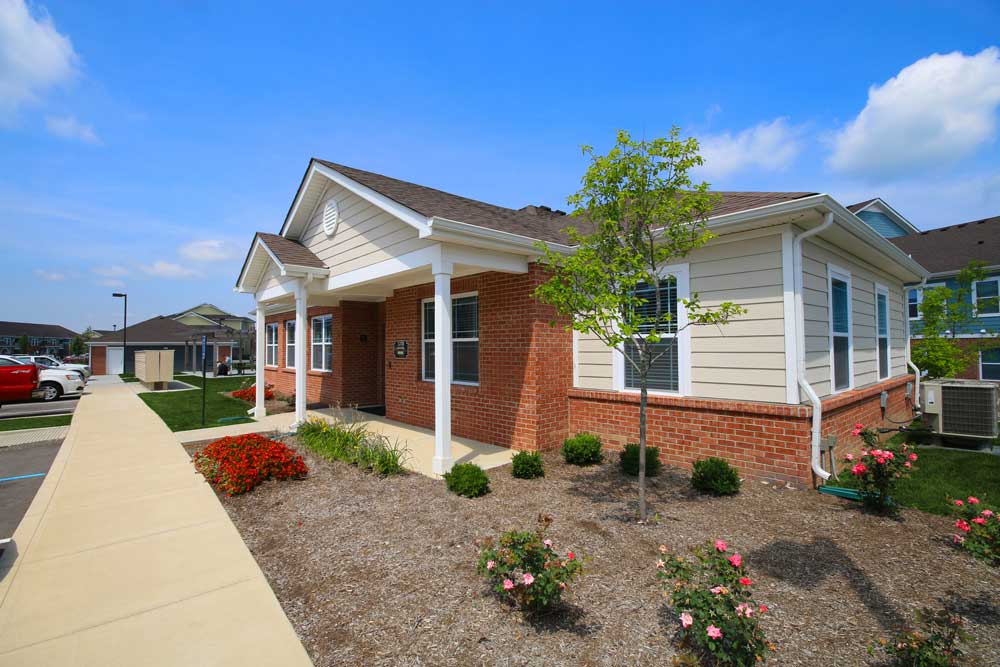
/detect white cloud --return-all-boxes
[0,0,78,122]
[96,278,125,288]
[698,118,805,179]
[45,114,100,144]
[34,268,64,281]
[179,239,240,262]
[829,47,1000,179]
[92,264,129,277]
[140,261,201,279]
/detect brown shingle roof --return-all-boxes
[317,159,818,245]
[257,232,325,268]
[889,215,1000,274]
[88,316,231,344]
[847,198,877,213]
[0,321,78,339]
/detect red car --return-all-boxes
[0,356,44,406]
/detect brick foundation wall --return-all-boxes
[385,264,573,451]
[263,302,381,407]
[568,375,917,485]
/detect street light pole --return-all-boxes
[113,292,127,375]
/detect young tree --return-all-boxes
[81,325,97,340]
[71,336,86,356]
[17,334,30,354]
[913,261,999,378]
[535,129,745,521]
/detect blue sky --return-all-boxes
[2,0,999,332]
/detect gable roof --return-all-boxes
[890,214,1000,274]
[846,198,877,213]
[258,232,325,268]
[0,321,78,339]
[846,197,920,236]
[87,316,233,344]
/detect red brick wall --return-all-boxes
[384,264,573,451]
[568,375,916,485]
[91,345,106,375]
[263,302,381,407]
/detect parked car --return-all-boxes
[36,366,86,401]
[13,354,91,379]
[0,355,44,405]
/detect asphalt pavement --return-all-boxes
[0,440,62,537]
[0,396,79,419]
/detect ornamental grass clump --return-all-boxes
[477,514,583,614]
[297,417,408,476]
[192,433,307,495]
[561,432,603,465]
[656,540,771,666]
[950,495,999,566]
[511,451,544,479]
[843,423,917,515]
[869,607,972,667]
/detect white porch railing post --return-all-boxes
[432,269,454,474]
[255,304,267,418]
[294,280,308,426]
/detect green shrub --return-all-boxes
[477,515,583,613]
[691,457,741,496]
[561,433,603,466]
[444,463,490,497]
[297,417,408,476]
[511,451,544,479]
[870,607,972,667]
[951,496,999,566]
[620,443,661,477]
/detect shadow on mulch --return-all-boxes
[749,537,905,632]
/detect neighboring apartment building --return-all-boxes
[0,321,78,356]
[889,215,1000,381]
[170,303,254,332]
[235,159,928,486]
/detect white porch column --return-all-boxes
[432,269,453,474]
[294,280,308,426]
[254,304,267,418]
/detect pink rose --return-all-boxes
[486,560,495,571]
[714,540,728,552]
[543,539,553,548]
[972,517,986,525]
[968,496,980,505]
[844,453,854,462]
[904,462,912,469]
[502,579,514,590]
[728,553,742,568]
[955,519,971,533]
[710,585,725,595]
[680,612,693,628]
[656,559,665,569]
[982,509,994,518]
[739,577,753,586]
[908,453,918,461]
[558,582,566,590]
[954,499,964,507]
[522,573,534,586]
[758,604,769,613]
[706,625,723,639]
[851,463,868,476]
[658,544,668,554]
[851,428,862,437]
[736,603,753,618]
[854,422,864,430]
[952,534,965,544]
[567,551,575,560]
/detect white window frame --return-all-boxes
[284,320,295,368]
[981,349,1000,381]
[264,323,278,367]
[612,263,691,396]
[421,291,479,386]
[874,283,891,380]
[310,314,333,372]
[973,277,1000,317]
[828,264,853,393]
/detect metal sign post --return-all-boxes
[201,335,207,426]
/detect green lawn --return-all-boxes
[0,414,73,432]
[175,374,254,393]
[138,376,255,432]
[835,444,1000,516]
[118,374,140,383]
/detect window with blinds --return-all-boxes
[830,272,852,391]
[624,278,678,392]
[423,294,479,384]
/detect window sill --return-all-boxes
[420,379,480,387]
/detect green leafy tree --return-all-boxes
[535,129,745,521]
[81,326,97,340]
[70,336,86,356]
[17,334,30,354]
[913,261,999,378]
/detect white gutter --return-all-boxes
[906,277,928,409]
[793,212,835,482]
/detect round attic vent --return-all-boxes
[322,199,340,236]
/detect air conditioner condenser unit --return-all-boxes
[921,379,1000,440]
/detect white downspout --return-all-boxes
[793,212,835,482]
[906,277,928,409]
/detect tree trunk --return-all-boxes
[639,382,648,522]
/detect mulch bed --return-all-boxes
[210,444,1000,666]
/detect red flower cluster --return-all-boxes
[232,384,275,402]
[192,433,307,495]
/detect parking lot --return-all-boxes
[0,395,79,419]
[0,440,62,537]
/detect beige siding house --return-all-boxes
[236,159,928,484]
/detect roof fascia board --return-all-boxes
[236,238,282,293]
[283,161,432,240]
[428,216,574,255]
[172,312,218,325]
[920,263,1000,280]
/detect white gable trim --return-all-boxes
[172,311,218,326]
[281,161,432,240]
[851,198,920,235]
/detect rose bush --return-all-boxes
[950,495,999,566]
[657,540,771,666]
[843,423,916,515]
[476,515,583,613]
[870,607,972,667]
[232,384,275,402]
[192,433,307,495]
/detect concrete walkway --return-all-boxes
[0,383,312,666]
